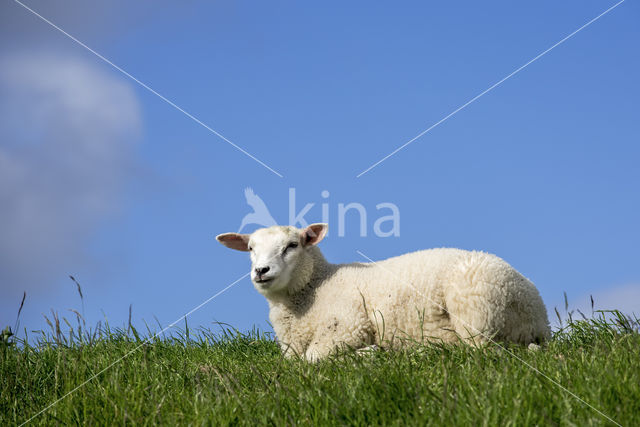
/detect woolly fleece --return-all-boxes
[218,225,551,361]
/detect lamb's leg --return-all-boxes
[442,254,516,345]
[303,344,331,362]
[445,254,549,346]
[304,310,376,361]
[305,330,374,361]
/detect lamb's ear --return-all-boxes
[301,223,328,246]
[216,233,250,251]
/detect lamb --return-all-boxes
[216,223,551,361]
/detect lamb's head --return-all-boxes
[216,223,328,295]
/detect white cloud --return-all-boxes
[0,53,141,290]
[586,284,640,317]
[549,283,640,327]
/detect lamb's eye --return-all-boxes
[283,242,298,254]
[248,246,253,251]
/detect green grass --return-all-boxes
[1,311,639,426]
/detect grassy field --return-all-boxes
[2,309,639,426]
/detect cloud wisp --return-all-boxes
[550,283,640,328]
[0,53,141,292]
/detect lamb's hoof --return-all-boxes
[356,345,379,355]
[528,343,541,352]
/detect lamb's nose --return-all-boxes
[255,266,270,276]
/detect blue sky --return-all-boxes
[1,1,638,338]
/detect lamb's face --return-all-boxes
[246,226,303,294]
[216,224,328,296]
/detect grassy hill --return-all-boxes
[2,311,639,426]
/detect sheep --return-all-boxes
[216,223,551,361]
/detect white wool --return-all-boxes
[217,224,551,361]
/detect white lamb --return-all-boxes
[217,223,551,361]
